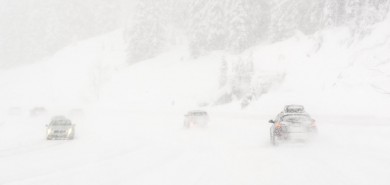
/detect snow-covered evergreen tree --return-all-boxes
[187,0,213,58]
[125,0,168,63]
[188,0,269,57]
[269,0,390,41]
[219,56,228,88]
[345,0,390,37]
[230,55,254,98]
[226,0,251,52]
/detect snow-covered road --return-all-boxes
[1,110,389,185]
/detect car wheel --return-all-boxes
[270,127,277,146]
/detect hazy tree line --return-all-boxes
[124,0,270,63]
[1,0,389,67]
[125,0,390,63]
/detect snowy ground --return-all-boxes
[1,109,390,185]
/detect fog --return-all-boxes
[2,0,389,67]
[0,0,125,67]
[1,0,390,185]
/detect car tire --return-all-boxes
[270,127,277,146]
[183,122,189,128]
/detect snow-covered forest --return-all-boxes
[1,0,390,185]
[2,0,390,66]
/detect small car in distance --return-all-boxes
[183,110,209,128]
[269,109,317,145]
[46,116,75,140]
[30,106,47,117]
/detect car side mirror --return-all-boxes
[268,120,274,123]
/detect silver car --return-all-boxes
[183,110,209,128]
[46,116,75,140]
[269,113,317,145]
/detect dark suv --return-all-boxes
[269,105,316,145]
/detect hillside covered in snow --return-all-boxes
[2,10,390,116]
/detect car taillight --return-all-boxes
[275,122,282,128]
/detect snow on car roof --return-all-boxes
[284,105,305,113]
[50,116,71,125]
[186,110,208,116]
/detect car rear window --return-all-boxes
[188,112,207,116]
[281,115,311,122]
[51,120,71,126]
